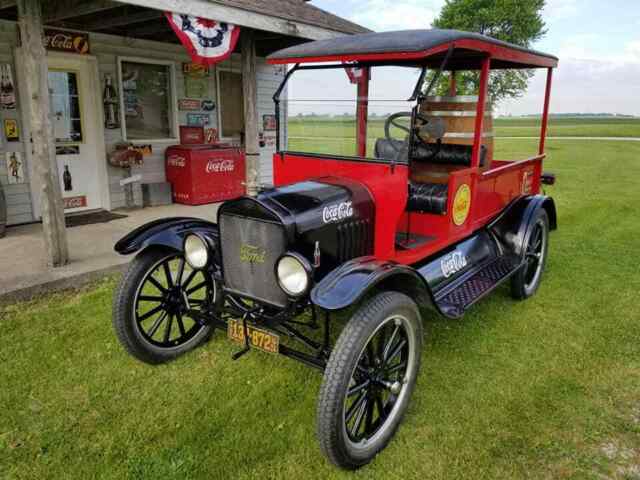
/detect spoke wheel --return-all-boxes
[317,292,422,470]
[511,209,550,300]
[344,316,410,444]
[113,248,218,364]
[133,254,214,349]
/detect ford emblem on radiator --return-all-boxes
[440,251,468,278]
[322,201,353,223]
[239,243,266,264]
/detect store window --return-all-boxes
[118,58,176,140]
[219,70,244,138]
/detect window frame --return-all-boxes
[117,56,179,143]
[215,64,244,142]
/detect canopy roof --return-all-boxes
[268,29,558,69]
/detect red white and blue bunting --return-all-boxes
[165,12,241,65]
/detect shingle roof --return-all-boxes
[207,0,370,35]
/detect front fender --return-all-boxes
[310,256,440,313]
[114,217,219,255]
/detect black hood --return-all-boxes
[218,176,375,277]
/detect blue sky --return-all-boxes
[310,0,640,115]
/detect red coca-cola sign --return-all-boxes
[63,195,87,210]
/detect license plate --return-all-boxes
[227,319,279,354]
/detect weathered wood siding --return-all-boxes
[0,20,285,225]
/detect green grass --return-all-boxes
[287,117,640,145]
[2,139,640,479]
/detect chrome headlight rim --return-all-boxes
[183,233,210,270]
[275,251,312,298]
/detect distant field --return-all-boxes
[287,117,640,150]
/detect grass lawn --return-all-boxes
[2,139,640,479]
[287,117,640,147]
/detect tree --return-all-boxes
[430,0,546,105]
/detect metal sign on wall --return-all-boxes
[43,29,90,55]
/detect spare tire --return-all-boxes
[0,183,6,238]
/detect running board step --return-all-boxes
[435,256,521,318]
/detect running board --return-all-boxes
[434,255,521,318]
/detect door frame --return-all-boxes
[15,49,110,218]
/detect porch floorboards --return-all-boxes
[0,203,219,304]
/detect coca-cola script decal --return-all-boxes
[322,201,353,224]
[206,159,234,173]
[167,155,186,168]
[44,29,90,55]
[440,251,468,278]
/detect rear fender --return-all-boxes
[310,256,441,314]
[114,217,219,256]
[489,195,557,258]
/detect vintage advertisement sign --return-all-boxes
[63,195,87,210]
[5,151,24,184]
[178,98,201,111]
[182,62,209,77]
[4,118,18,142]
[44,29,90,55]
[187,113,210,127]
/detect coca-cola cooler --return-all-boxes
[165,144,245,205]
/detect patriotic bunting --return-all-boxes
[165,12,241,65]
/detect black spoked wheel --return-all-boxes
[511,209,549,299]
[113,247,218,364]
[317,292,422,470]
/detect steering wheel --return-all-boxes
[384,111,446,160]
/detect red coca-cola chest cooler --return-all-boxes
[165,144,245,205]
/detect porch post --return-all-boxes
[241,29,259,197]
[17,0,69,267]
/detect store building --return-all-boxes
[0,0,367,265]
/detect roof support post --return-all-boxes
[539,67,553,155]
[17,0,69,267]
[355,68,369,158]
[242,29,259,197]
[471,56,490,168]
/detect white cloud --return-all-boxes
[347,0,445,31]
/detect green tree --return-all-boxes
[430,0,546,105]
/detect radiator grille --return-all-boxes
[336,219,372,262]
[219,213,288,307]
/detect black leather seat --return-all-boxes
[407,182,448,214]
[374,138,486,166]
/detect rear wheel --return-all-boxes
[511,209,549,299]
[112,247,218,364]
[317,292,423,469]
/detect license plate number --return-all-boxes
[227,319,279,354]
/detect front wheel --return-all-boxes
[112,247,218,364]
[317,292,423,469]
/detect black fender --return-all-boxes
[489,195,557,258]
[310,256,441,314]
[114,217,219,256]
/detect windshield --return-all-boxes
[281,65,422,159]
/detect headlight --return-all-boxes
[184,234,209,269]
[276,253,311,297]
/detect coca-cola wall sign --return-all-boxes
[44,29,90,55]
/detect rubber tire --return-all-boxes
[112,247,215,365]
[510,209,550,300]
[317,291,423,470]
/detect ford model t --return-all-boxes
[112,29,558,469]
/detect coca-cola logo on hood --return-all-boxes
[168,155,186,167]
